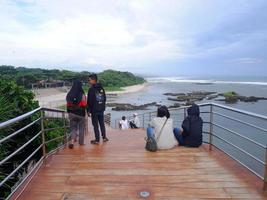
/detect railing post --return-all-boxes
[41,109,46,159]
[62,112,68,146]
[183,107,187,119]
[143,114,145,129]
[263,147,267,190]
[209,104,214,150]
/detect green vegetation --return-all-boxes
[223,91,238,103]
[98,70,145,88]
[0,80,68,199]
[0,66,145,89]
[223,91,237,98]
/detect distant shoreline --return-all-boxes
[35,83,148,108]
[106,83,148,95]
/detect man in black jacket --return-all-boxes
[173,104,203,147]
[87,74,108,144]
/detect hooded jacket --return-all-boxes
[181,104,203,147]
[87,83,106,113]
[66,80,87,116]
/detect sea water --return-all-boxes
[107,76,267,178]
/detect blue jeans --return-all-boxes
[173,128,185,146]
[147,127,154,138]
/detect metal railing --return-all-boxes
[0,107,70,200]
[1,102,267,199]
[113,102,267,189]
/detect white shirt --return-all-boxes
[133,116,140,128]
[119,119,129,130]
[150,117,177,149]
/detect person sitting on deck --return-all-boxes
[173,104,203,147]
[66,80,87,149]
[129,113,140,129]
[119,116,129,130]
[147,106,177,150]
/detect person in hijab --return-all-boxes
[173,104,203,147]
[66,80,87,149]
[147,106,177,150]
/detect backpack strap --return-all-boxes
[156,117,168,142]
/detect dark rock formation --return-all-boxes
[107,102,157,111]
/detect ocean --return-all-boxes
[107,76,267,120]
[107,76,267,178]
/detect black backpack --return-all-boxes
[95,88,106,111]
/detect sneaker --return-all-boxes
[68,143,74,149]
[90,140,99,145]
[103,138,109,142]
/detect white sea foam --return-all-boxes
[146,77,267,85]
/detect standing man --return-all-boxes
[87,74,109,144]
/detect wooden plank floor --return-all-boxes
[18,127,267,200]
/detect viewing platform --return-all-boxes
[1,103,267,199]
[15,128,267,199]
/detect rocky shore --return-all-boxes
[165,91,267,104]
[106,90,267,111]
[107,102,157,111]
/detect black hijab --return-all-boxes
[66,80,84,104]
[157,106,170,119]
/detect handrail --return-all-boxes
[112,102,267,188]
[0,131,42,166]
[0,117,41,144]
[1,102,267,199]
[0,107,42,130]
[213,111,267,133]
[212,122,266,149]
[211,102,267,121]
[0,107,70,200]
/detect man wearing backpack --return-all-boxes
[87,74,109,144]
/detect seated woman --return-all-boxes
[147,106,177,150]
[129,113,140,129]
[173,104,203,147]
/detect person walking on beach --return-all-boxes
[66,80,87,149]
[87,74,109,144]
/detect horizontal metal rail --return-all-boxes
[0,107,42,130]
[0,117,41,144]
[5,156,44,200]
[212,122,266,149]
[42,107,66,113]
[43,126,69,132]
[45,136,64,144]
[213,111,267,133]
[212,144,264,180]
[0,144,43,188]
[211,102,267,121]
[212,133,265,165]
[0,106,70,200]
[0,131,42,166]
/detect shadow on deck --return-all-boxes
[17,128,267,200]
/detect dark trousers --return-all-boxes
[91,112,106,142]
[129,121,138,129]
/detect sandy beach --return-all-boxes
[106,83,148,95]
[35,83,148,108]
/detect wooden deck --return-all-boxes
[18,127,267,200]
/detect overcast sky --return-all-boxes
[0,0,266,76]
